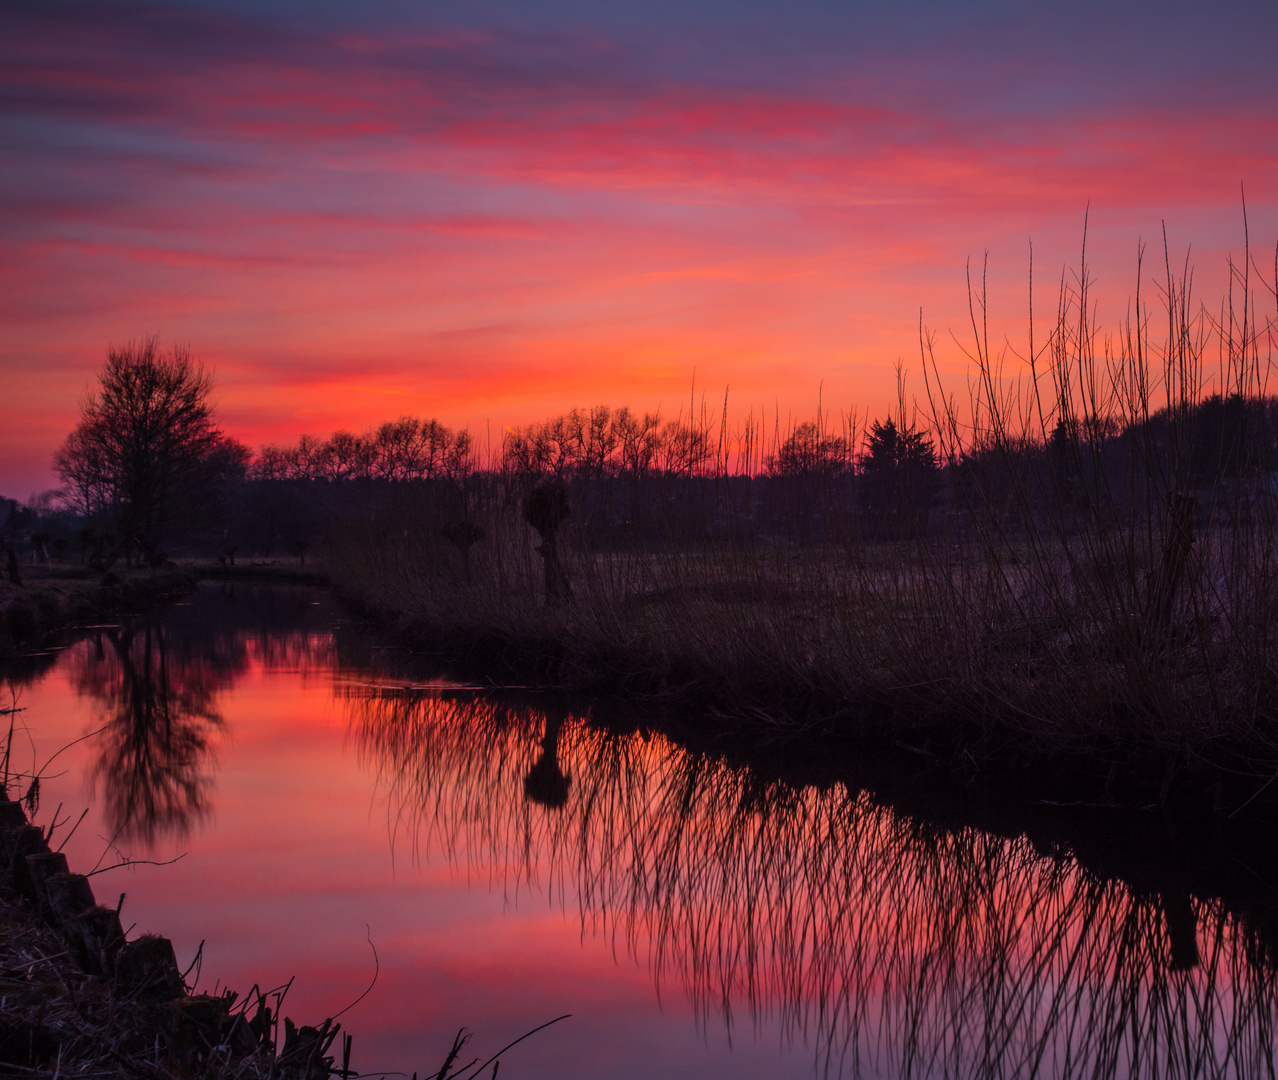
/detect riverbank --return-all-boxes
[196,559,331,587]
[0,791,350,1079]
[0,561,329,663]
[0,566,197,657]
[329,517,1278,824]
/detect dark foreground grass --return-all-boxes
[329,234,1278,817]
[0,762,545,1080]
[0,788,355,1080]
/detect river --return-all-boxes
[5,581,1277,1078]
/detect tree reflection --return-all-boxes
[523,706,571,809]
[350,687,1278,1079]
[74,623,228,844]
[65,583,341,845]
[74,624,223,843]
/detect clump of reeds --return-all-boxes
[321,221,1278,811]
[915,224,1278,799]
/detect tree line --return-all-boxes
[254,405,939,485]
[14,338,1278,569]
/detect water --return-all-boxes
[5,582,1278,1078]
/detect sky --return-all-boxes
[3,0,1278,496]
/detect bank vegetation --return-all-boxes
[322,236,1278,814]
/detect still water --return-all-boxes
[6,583,1278,1078]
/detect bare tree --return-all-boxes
[767,422,850,477]
[54,338,248,565]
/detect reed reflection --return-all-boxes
[350,687,1278,1079]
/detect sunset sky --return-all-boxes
[4,0,1277,497]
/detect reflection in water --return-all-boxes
[40,585,1278,1074]
[350,688,1278,1079]
[70,584,338,843]
[524,707,571,809]
[75,623,225,843]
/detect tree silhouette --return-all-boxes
[523,480,572,604]
[768,422,849,477]
[859,417,939,533]
[54,339,249,565]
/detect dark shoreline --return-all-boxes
[337,589,1278,826]
[0,562,328,667]
[0,793,350,1078]
[12,564,1275,848]
[1,566,198,659]
[6,537,1273,828]
[333,598,1278,969]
